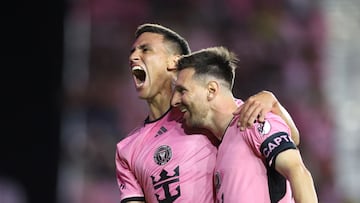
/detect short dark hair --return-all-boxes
[135,23,191,55]
[177,46,238,89]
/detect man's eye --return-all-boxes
[175,87,185,95]
[180,89,186,95]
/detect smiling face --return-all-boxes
[129,32,176,100]
[172,68,210,128]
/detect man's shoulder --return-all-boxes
[116,125,142,147]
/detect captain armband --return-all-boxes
[260,132,296,166]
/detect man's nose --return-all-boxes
[129,49,140,62]
[171,92,181,107]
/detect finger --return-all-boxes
[233,104,243,115]
[245,105,262,127]
[257,110,266,123]
[235,102,251,127]
[239,99,253,115]
[233,103,249,128]
[236,103,252,128]
[239,102,259,128]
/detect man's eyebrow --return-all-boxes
[174,85,186,91]
[130,47,135,54]
[130,44,149,54]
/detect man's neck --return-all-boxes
[146,93,172,121]
[209,96,238,140]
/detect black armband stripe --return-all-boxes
[121,196,145,203]
[260,132,296,166]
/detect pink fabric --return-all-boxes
[215,112,295,203]
[116,108,217,202]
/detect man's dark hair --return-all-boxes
[135,23,191,55]
[177,46,238,89]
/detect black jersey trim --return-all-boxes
[121,196,145,203]
[260,132,296,167]
[144,107,172,124]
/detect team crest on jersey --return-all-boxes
[257,120,271,135]
[154,145,172,165]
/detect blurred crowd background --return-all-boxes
[2,0,360,203]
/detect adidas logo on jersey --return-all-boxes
[155,126,168,137]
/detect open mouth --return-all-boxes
[179,107,187,113]
[179,106,189,118]
[132,66,146,86]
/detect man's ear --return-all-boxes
[207,81,219,101]
[167,55,181,71]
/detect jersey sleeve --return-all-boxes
[243,112,297,168]
[115,144,145,202]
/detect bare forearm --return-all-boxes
[275,150,318,203]
[288,166,318,203]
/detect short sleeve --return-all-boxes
[242,112,296,167]
[115,147,145,202]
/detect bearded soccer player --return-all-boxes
[171,46,318,203]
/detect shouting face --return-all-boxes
[129,32,176,100]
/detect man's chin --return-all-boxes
[183,118,191,126]
[138,95,147,99]
[185,120,200,129]
[136,89,148,100]
[182,120,198,134]
[181,121,207,136]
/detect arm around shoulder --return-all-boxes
[234,90,300,146]
[272,100,300,146]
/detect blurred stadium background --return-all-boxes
[2,0,360,203]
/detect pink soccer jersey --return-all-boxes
[214,112,297,203]
[116,107,217,203]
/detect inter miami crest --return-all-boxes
[154,145,172,165]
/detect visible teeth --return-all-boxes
[132,65,143,71]
[132,65,146,83]
[180,108,187,112]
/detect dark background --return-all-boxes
[2,1,64,202]
[2,1,358,203]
